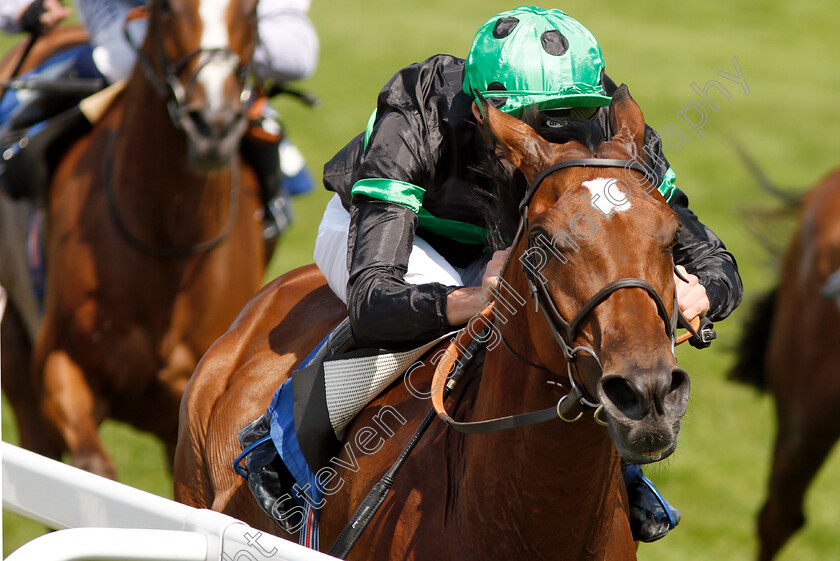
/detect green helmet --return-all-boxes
[463,6,611,115]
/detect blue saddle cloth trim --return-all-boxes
[268,378,322,509]
[298,331,330,371]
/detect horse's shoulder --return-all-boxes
[231,263,337,330]
[186,264,342,417]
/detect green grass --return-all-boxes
[4,0,840,558]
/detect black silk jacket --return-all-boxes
[323,55,743,348]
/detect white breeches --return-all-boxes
[313,194,488,304]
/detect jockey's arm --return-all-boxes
[668,188,743,322]
[252,0,318,84]
[346,196,459,349]
[445,248,510,325]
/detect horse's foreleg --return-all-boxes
[1,299,64,459]
[156,343,198,465]
[40,349,117,479]
[605,488,637,560]
[757,402,840,561]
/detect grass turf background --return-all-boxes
[3,0,840,558]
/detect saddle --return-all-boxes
[0,45,105,202]
[235,319,452,534]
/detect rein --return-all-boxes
[122,6,256,132]
[433,157,704,433]
[103,5,252,258]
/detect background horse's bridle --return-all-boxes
[123,4,256,132]
[102,4,256,258]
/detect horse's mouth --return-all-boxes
[182,112,248,171]
[605,417,680,465]
[596,369,690,464]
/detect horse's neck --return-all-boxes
[109,76,233,243]
[451,266,623,559]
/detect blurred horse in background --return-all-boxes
[1,0,264,479]
[732,166,840,561]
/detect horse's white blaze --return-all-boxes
[198,0,235,111]
[583,177,631,216]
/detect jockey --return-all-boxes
[1,0,319,242]
[314,5,743,542]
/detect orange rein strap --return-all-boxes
[675,315,701,346]
[430,306,708,434]
[431,305,586,434]
[430,305,494,424]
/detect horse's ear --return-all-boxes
[608,84,646,157]
[479,96,550,173]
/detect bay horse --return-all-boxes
[1,0,264,479]
[732,166,840,560]
[174,87,690,560]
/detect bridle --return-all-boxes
[101,2,253,257]
[123,2,256,132]
[433,157,700,433]
[516,158,681,406]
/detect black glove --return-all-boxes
[19,0,46,35]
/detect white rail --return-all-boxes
[2,442,338,561]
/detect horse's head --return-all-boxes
[483,85,689,464]
[141,0,258,168]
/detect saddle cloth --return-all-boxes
[267,332,451,509]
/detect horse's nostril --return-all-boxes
[188,111,211,137]
[663,368,690,416]
[601,376,646,420]
[188,109,238,139]
[669,368,688,393]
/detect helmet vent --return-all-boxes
[492,17,519,39]
[486,82,507,107]
[541,30,569,56]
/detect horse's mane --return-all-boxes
[472,109,605,250]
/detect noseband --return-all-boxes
[516,158,680,405]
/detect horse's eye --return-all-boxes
[669,227,681,249]
[529,228,548,248]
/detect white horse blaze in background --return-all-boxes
[583,177,631,217]
[197,0,238,112]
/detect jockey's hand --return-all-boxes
[19,0,71,35]
[446,248,511,326]
[674,265,710,322]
